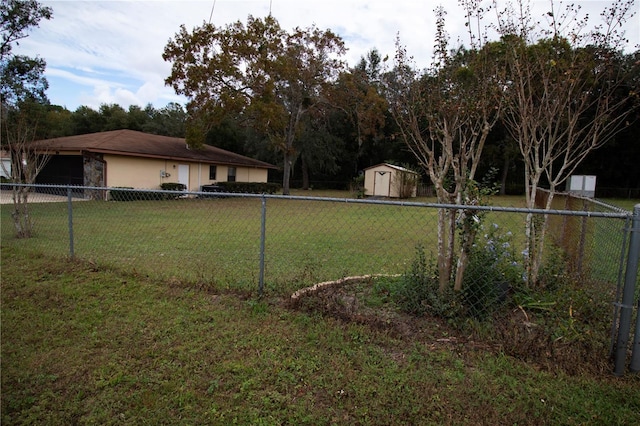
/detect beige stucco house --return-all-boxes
[33,129,277,191]
[363,163,419,198]
[0,150,11,179]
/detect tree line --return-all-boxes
[3,1,638,199]
[30,102,188,140]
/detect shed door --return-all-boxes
[374,171,391,196]
[178,164,189,190]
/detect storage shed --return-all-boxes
[363,163,419,198]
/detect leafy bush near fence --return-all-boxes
[160,182,186,192]
[108,187,167,201]
[392,245,464,319]
[217,181,281,194]
[386,226,612,371]
[109,184,187,201]
[392,223,525,321]
[462,224,524,319]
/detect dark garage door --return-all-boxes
[36,155,83,187]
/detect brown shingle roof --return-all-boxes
[37,129,277,169]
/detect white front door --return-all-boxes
[178,164,189,190]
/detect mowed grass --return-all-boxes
[1,195,443,295]
[2,245,639,425]
[1,191,631,297]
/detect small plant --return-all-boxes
[160,182,186,192]
[351,175,366,199]
[109,187,165,201]
[395,164,420,199]
[393,245,463,319]
[462,223,524,319]
[216,182,281,194]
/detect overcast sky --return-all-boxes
[13,0,640,111]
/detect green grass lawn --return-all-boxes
[1,195,445,295]
[2,192,629,295]
[2,245,639,425]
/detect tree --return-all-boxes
[99,103,128,130]
[44,104,74,138]
[71,105,104,134]
[163,15,346,194]
[146,102,187,137]
[296,106,344,189]
[126,104,151,131]
[385,3,503,292]
[1,0,51,58]
[1,0,52,238]
[330,50,390,176]
[495,0,638,284]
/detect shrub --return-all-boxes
[160,182,187,199]
[462,223,524,319]
[217,182,281,194]
[393,245,463,319]
[350,175,366,199]
[160,182,186,192]
[108,187,165,201]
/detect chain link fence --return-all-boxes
[1,184,638,374]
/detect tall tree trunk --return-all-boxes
[529,186,556,285]
[437,207,449,293]
[282,153,292,195]
[454,210,478,292]
[11,186,32,239]
[523,163,541,286]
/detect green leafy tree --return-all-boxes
[99,103,128,131]
[141,102,186,137]
[126,104,151,131]
[0,0,52,238]
[163,15,346,194]
[43,104,74,138]
[71,105,104,134]
[330,49,390,175]
[296,107,344,189]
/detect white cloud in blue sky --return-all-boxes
[13,0,639,111]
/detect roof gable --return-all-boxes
[36,130,277,169]
[365,163,418,174]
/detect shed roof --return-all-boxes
[364,163,418,174]
[35,129,277,169]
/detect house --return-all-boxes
[32,130,277,193]
[363,163,419,198]
[0,150,10,179]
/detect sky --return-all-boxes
[12,0,640,111]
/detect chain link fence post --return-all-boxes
[259,194,267,297]
[630,298,640,373]
[614,204,640,376]
[67,186,75,258]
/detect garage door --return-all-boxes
[36,155,83,186]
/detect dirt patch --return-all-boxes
[289,276,614,376]
[290,276,494,352]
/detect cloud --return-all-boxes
[12,0,639,111]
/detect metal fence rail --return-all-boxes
[1,184,638,375]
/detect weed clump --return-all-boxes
[392,245,463,320]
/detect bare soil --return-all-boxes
[289,277,614,376]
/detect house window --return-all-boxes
[209,165,217,180]
[227,167,236,182]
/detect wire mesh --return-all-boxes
[1,184,635,371]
